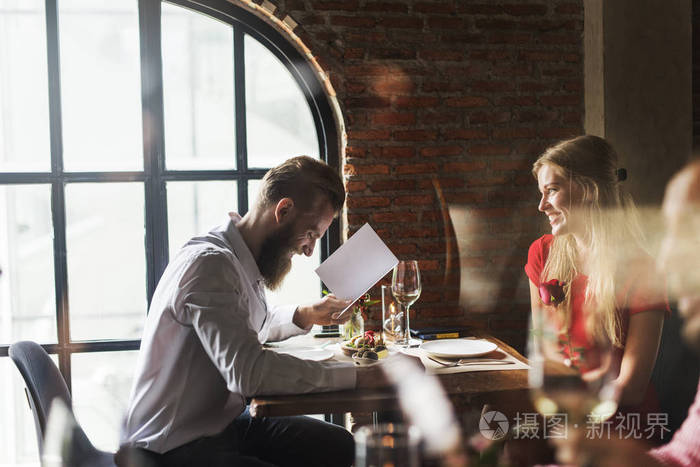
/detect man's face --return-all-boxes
[258,199,335,290]
[659,166,700,351]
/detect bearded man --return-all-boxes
[120,156,382,467]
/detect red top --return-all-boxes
[525,235,669,432]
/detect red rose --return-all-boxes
[539,279,566,306]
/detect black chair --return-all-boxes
[651,308,700,436]
[9,340,117,467]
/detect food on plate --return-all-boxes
[342,330,388,359]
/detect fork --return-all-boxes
[427,356,515,367]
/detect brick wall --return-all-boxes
[694,0,700,151]
[261,0,584,351]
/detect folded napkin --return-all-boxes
[401,347,530,374]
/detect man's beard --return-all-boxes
[257,223,296,291]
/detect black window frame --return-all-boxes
[0,0,341,393]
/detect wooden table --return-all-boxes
[249,335,532,418]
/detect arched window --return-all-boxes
[0,0,339,458]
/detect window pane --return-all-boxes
[59,0,143,172]
[0,355,49,466]
[162,3,236,170]
[0,184,57,345]
[71,351,138,452]
[245,35,319,168]
[65,183,146,341]
[0,0,51,172]
[247,178,261,210]
[167,180,237,259]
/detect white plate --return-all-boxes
[275,348,334,361]
[419,339,498,358]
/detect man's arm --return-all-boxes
[175,252,356,396]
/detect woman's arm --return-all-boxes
[616,309,664,406]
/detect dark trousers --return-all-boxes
[160,409,354,467]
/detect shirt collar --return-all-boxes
[224,212,263,284]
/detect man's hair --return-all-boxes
[256,156,345,214]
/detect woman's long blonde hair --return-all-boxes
[533,135,646,347]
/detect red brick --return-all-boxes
[420,50,464,61]
[314,0,359,10]
[345,81,367,94]
[519,81,549,92]
[394,130,438,141]
[446,96,490,107]
[370,180,416,191]
[422,81,465,92]
[345,180,367,192]
[443,161,487,172]
[348,129,391,140]
[539,94,580,106]
[364,2,407,12]
[396,162,438,175]
[489,32,533,44]
[345,146,366,158]
[370,79,416,95]
[469,111,512,125]
[497,95,537,106]
[491,159,531,171]
[420,145,463,157]
[381,17,423,28]
[369,48,416,60]
[458,4,502,15]
[394,96,439,108]
[347,196,391,208]
[471,81,515,92]
[345,65,391,76]
[539,127,580,139]
[556,2,582,14]
[330,16,376,27]
[464,175,511,186]
[444,192,485,203]
[346,97,391,108]
[394,194,434,206]
[372,112,416,126]
[443,128,489,140]
[418,177,464,189]
[380,146,415,158]
[418,259,440,271]
[415,2,456,13]
[344,163,390,176]
[346,213,370,225]
[468,144,511,156]
[344,48,365,59]
[386,243,418,255]
[493,127,537,139]
[426,17,463,29]
[394,226,440,238]
[419,290,443,303]
[372,211,418,223]
[504,4,548,16]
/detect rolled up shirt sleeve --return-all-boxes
[175,251,356,397]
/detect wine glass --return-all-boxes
[391,260,422,347]
[528,305,619,464]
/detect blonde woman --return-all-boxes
[525,135,667,420]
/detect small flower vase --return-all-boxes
[343,307,364,340]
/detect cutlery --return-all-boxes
[427,356,515,367]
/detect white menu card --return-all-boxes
[315,223,399,318]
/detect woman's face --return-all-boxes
[537,164,584,236]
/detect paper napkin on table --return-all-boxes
[315,223,398,318]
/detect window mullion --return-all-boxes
[138,0,169,304]
[44,0,72,390]
[234,27,248,214]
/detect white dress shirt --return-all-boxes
[121,213,356,453]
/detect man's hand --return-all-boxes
[293,294,353,329]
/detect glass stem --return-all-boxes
[405,304,411,342]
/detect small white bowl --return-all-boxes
[352,354,380,366]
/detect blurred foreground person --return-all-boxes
[555,160,700,466]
